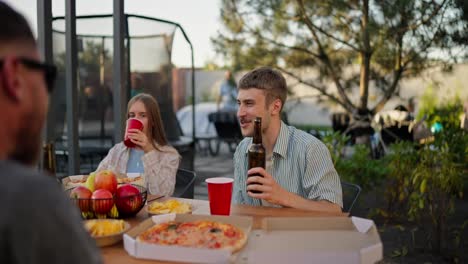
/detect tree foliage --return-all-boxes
[55,40,113,85]
[213,0,468,114]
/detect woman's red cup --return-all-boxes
[124,118,143,148]
[205,177,234,215]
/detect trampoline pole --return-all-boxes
[190,43,195,170]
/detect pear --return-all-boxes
[85,172,96,192]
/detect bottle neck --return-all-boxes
[43,142,56,176]
[252,121,262,144]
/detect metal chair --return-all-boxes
[208,111,243,154]
[173,169,196,199]
[341,181,362,214]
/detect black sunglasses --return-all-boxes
[0,57,57,93]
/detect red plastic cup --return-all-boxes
[205,177,234,215]
[124,118,143,148]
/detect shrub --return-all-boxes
[322,131,388,191]
[382,141,418,219]
[321,131,349,166]
[335,144,388,191]
[408,144,464,252]
[398,97,466,254]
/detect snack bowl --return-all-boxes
[84,219,131,247]
[146,199,192,215]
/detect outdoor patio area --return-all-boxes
[2,1,467,264]
[193,144,234,201]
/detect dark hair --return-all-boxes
[238,67,287,110]
[0,2,36,48]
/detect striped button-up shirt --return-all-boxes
[233,122,343,208]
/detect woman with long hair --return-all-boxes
[97,93,180,196]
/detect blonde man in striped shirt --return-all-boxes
[233,67,343,213]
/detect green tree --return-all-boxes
[213,0,468,115]
[55,40,113,85]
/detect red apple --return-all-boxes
[70,186,92,212]
[115,184,143,215]
[94,170,118,194]
[91,189,114,214]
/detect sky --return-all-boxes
[5,0,222,68]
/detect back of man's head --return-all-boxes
[238,67,287,109]
[0,2,36,55]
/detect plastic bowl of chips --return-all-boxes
[146,199,192,215]
[84,219,131,247]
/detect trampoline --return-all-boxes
[50,14,196,175]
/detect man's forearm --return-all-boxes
[281,192,342,213]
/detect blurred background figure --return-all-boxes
[216,70,237,111]
[80,85,97,121]
[130,73,144,98]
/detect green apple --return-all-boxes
[85,172,96,192]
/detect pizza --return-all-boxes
[137,220,247,253]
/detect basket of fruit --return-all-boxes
[66,170,147,219]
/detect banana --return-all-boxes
[95,213,107,219]
[81,211,94,219]
[108,204,119,218]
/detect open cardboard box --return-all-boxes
[237,216,382,264]
[123,213,253,263]
[123,214,381,264]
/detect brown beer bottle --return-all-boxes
[42,142,57,177]
[247,117,265,194]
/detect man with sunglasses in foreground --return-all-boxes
[0,3,101,264]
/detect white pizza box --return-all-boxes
[237,216,383,264]
[123,213,253,264]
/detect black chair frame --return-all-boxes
[341,181,362,214]
[173,168,197,199]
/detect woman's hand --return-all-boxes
[127,129,155,153]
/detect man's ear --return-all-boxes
[1,57,21,102]
[271,98,282,116]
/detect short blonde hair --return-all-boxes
[238,67,287,110]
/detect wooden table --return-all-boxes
[101,197,347,264]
